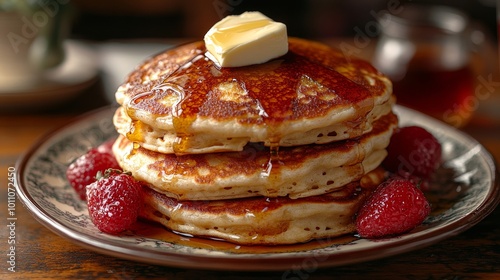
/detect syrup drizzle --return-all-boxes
[125,42,374,181]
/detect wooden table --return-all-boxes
[1,43,500,280]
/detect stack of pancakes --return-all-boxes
[112,37,398,245]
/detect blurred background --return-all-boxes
[71,0,500,128]
[67,0,497,41]
[0,0,498,121]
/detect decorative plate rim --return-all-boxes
[15,105,500,271]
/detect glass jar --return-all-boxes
[373,5,476,127]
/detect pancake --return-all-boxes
[114,37,393,155]
[109,27,398,245]
[113,112,398,201]
[140,169,385,245]
[114,97,394,154]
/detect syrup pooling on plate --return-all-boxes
[130,220,358,254]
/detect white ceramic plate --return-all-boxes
[15,105,499,271]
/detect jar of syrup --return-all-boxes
[373,5,475,127]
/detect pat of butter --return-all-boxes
[204,11,288,67]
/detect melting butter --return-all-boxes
[204,11,288,67]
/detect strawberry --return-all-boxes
[383,126,442,180]
[66,148,121,200]
[86,169,143,234]
[356,177,431,239]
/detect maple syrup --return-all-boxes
[116,39,389,246]
[125,41,373,158]
[130,220,358,254]
[392,64,474,125]
[373,5,475,127]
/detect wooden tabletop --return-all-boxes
[1,43,500,280]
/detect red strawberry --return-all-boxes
[86,170,143,234]
[66,148,121,200]
[383,126,442,180]
[356,177,431,239]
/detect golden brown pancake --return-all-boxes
[113,112,397,201]
[114,37,393,155]
[111,36,397,245]
[113,98,394,154]
[140,169,385,245]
